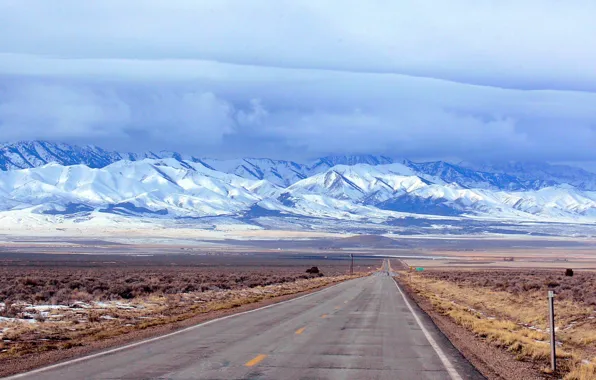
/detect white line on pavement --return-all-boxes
[393,279,463,380]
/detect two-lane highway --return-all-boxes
[8,261,483,379]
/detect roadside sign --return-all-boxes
[415,267,424,271]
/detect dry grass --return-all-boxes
[0,272,365,360]
[401,270,596,378]
[0,266,351,307]
[565,360,596,380]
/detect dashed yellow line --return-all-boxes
[245,354,267,367]
[295,327,306,335]
[321,314,328,318]
[334,306,341,310]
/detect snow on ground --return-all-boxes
[0,316,37,324]
[0,300,145,328]
[25,305,69,311]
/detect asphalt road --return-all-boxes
[8,261,483,380]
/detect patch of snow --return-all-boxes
[115,302,136,310]
[71,302,92,309]
[25,305,68,312]
[0,316,37,324]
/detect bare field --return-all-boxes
[403,246,596,271]
[400,268,596,379]
[403,258,596,270]
[0,253,378,368]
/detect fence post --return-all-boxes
[548,290,556,372]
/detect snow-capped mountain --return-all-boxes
[307,155,394,173]
[197,158,309,187]
[462,161,596,191]
[3,140,595,192]
[0,159,251,217]
[1,157,596,225]
[0,141,124,170]
[403,160,552,191]
[2,141,596,229]
[288,164,422,202]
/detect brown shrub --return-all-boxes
[0,264,353,305]
[420,269,596,306]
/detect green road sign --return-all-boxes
[415,267,424,271]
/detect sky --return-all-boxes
[0,1,595,162]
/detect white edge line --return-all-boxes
[4,279,355,379]
[393,279,463,380]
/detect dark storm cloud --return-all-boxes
[0,1,595,161]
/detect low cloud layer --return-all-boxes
[0,1,595,162]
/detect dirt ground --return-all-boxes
[397,265,596,379]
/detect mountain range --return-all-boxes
[1,140,596,231]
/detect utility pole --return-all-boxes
[548,291,556,372]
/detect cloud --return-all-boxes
[0,83,131,140]
[1,1,595,90]
[0,1,595,162]
[1,65,595,161]
[0,81,236,150]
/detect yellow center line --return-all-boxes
[295,327,306,335]
[321,314,328,318]
[334,306,340,310]
[245,354,267,367]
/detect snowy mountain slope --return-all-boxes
[2,141,596,226]
[286,164,596,220]
[307,155,394,173]
[0,159,267,217]
[3,141,596,193]
[0,141,124,170]
[1,159,596,224]
[288,164,425,203]
[495,186,596,218]
[195,155,397,187]
[463,161,596,191]
[198,158,309,187]
[403,160,549,190]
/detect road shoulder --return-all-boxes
[392,277,486,380]
[395,276,545,380]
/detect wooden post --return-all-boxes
[350,254,354,275]
[548,290,556,372]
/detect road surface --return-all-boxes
[8,261,482,380]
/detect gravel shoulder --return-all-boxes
[396,276,548,380]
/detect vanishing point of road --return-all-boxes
[7,260,483,380]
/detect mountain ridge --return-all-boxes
[3,140,596,192]
[1,156,596,227]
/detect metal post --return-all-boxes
[350,254,354,275]
[548,290,556,372]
